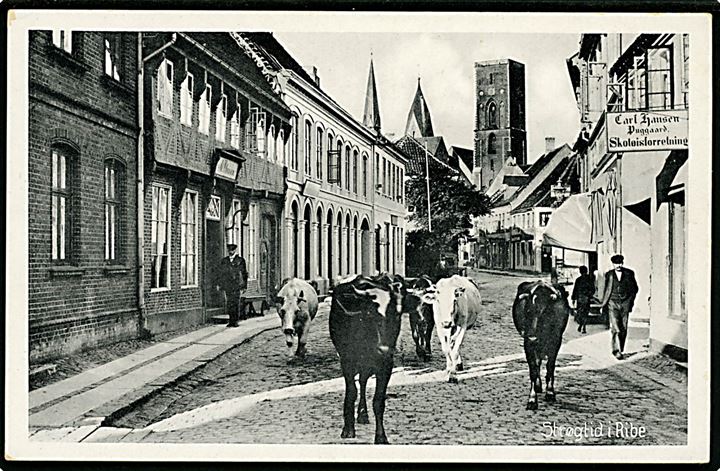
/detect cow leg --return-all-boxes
[524,340,541,411]
[356,368,371,425]
[340,358,357,439]
[424,324,433,358]
[545,339,562,402]
[449,327,467,378]
[295,324,309,359]
[373,359,392,444]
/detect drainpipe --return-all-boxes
[137,33,177,336]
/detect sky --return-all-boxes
[274,32,581,163]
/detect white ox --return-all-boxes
[276,278,319,360]
[423,275,482,383]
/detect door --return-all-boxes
[205,196,225,317]
[260,214,277,300]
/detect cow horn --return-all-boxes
[518,293,529,300]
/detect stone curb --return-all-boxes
[91,319,279,428]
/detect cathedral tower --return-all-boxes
[473,59,527,191]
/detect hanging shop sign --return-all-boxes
[215,157,240,182]
[607,109,688,152]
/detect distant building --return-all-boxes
[473,59,528,191]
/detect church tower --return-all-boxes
[362,56,382,134]
[473,59,527,191]
[405,78,434,138]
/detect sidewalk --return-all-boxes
[28,313,281,441]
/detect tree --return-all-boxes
[405,159,490,278]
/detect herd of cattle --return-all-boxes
[274,273,570,444]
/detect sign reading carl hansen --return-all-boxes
[607,109,688,152]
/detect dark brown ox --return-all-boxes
[405,276,435,361]
[329,274,403,444]
[512,280,570,410]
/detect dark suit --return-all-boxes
[571,274,595,330]
[601,267,638,354]
[219,254,248,325]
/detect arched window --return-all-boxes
[316,126,324,180]
[268,124,276,162]
[487,101,497,129]
[326,132,334,182]
[344,145,351,191]
[304,119,312,176]
[278,129,286,165]
[352,150,358,193]
[362,153,368,197]
[51,145,77,262]
[289,113,299,170]
[488,133,497,154]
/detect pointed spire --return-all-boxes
[362,55,382,134]
[405,77,434,138]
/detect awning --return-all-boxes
[656,150,688,208]
[621,151,670,206]
[542,193,595,252]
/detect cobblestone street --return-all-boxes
[108,271,687,446]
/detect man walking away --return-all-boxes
[217,243,248,327]
[571,266,595,334]
[600,254,638,360]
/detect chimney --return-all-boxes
[545,137,556,153]
[312,66,320,87]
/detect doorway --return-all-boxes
[205,210,225,318]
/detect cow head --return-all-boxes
[513,281,563,341]
[432,285,467,330]
[351,280,404,356]
[277,288,309,348]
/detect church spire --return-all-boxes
[405,77,434,138]
[362,55,381,134]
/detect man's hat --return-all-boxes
[227,243,238,251]
[610,254,624,264]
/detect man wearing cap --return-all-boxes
[600,254,638,359]
[217,243,248,328]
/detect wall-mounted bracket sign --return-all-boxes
[607,109,688,153]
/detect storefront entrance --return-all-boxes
[205,196,225,318]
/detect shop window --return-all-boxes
[104,158,125,262]
[151,185,171,290]
[51,147,75,262]
[229,199,243,247]
[180,190,198,287]
[157,59,174,117]
[180,73,194,127]
[104,34,121,81]
[52,30,73,54]
[244,203,258,281]
[198,84,211,134]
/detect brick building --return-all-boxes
[141,33,291,329]
[28,31,140,361]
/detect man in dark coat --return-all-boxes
[571,266,595,334]
[600,254,638,359]
[216,243,248,327]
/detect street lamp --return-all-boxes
[421,139,433,232]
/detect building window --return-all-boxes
[490,158,495,172]
[488,73,494,85]
[682,34,689,107]
[268,125,276,162]
[382,157,387,195]
[304,120,313,176]
[52,30,73,54]
[646,46,673,111]
[487,101,498,129]
[362,154,368,197]
[51,148,73,262]
[180,73,194,127]
[104,34,121,81]
[375,153,380,192]
[289,114,299,170]
[353,150,358,193]
[668,192,686,319]
[278,129,286,165]
[344,146,351,190]
[157,59,173,117]
[316,127,324,180]
[199,84,211,134]
[180,191,198,287]
[104,159,124,262]
[230,108,240,149]
[246,107,266,156]
[399,168,404,202]
[326,133,334,181]
[151,185,171,290]
[257,113,266,157]
[627,56,647,111]
[215,94,228,142]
